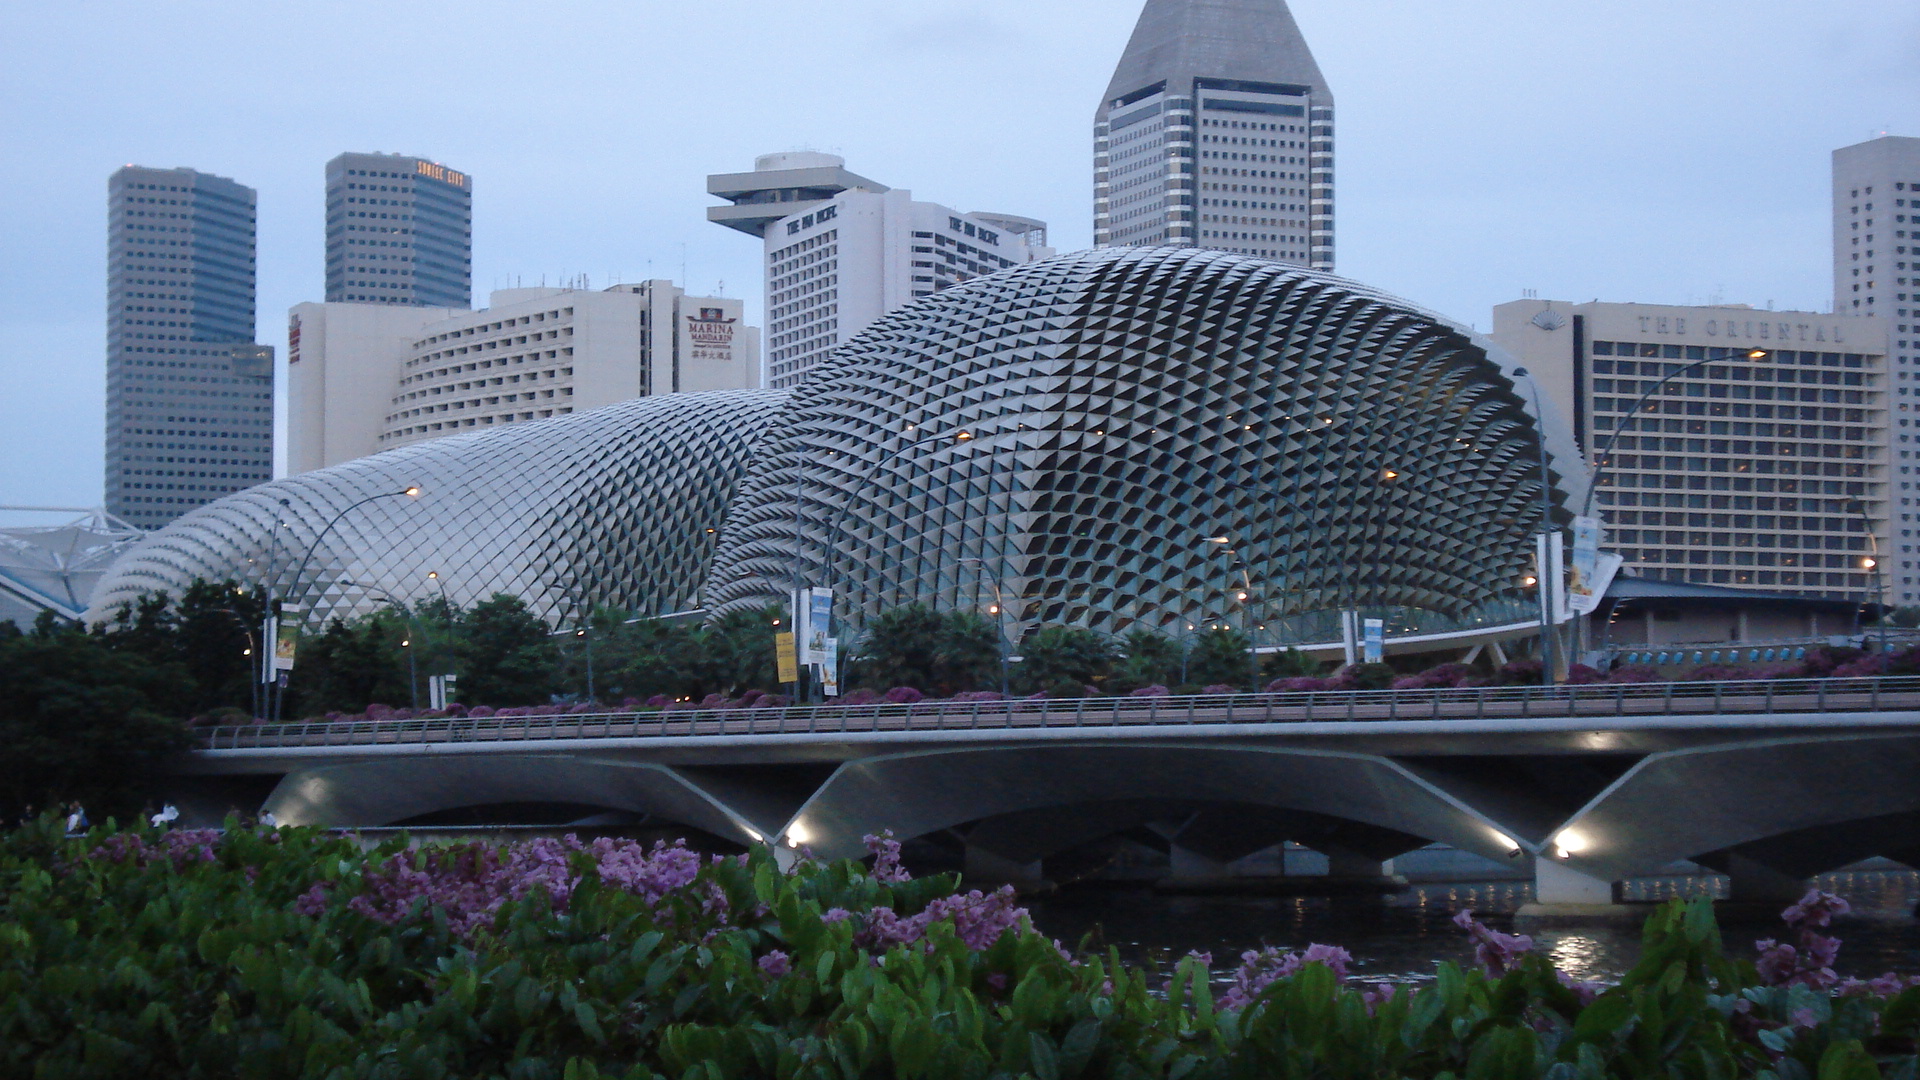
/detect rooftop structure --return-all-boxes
[0,507,145,626]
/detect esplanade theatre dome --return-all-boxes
[91,248,1585,649]
[88,390,789,628]
[706,246,1586,641]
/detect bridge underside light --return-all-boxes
[785,823,811,848]
[1553,829,1588,858]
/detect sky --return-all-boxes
[1,0,1916,515]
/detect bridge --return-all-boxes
[174,677,1920,908]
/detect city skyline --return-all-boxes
[2,0,1915,511]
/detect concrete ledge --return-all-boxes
[1515,902,1659,922]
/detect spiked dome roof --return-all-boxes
[707,247,1584,640]
[1101,0,1332,110]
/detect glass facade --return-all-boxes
[324,152,472,308]
[104,166,272,531]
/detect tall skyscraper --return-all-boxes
[1833,135,1919,603]
[1094,0,1334,269]
[105,166,273,530]
[324,152,472,308]
[710,153,1052,389]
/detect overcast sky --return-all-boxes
[2,0,1916,514]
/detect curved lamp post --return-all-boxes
[1511,369,1559,685]
[271,485,421,719]
[1851,499,1889,656]
[341,581,420,710]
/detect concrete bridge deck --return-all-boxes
[175,677,1920,908]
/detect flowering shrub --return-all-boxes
[881,685,925,704]
[5,818,1920,1078]
[1129,684,1171,697]
[1266,675,1335,692]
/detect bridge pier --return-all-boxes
[1525,858,1618,911]
[1168,844,1233,881]
[1722,853,1810,905]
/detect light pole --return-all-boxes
[1512,368,1559,686]
[342,581,420,710]
[1200,535,1257,688]
[1575,347,1772,663]
[273,485,421,720]
[1851,499,1889,656]
[958,557,1012,696]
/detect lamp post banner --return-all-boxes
[819,637,840,697]
[272,607,301,672]
[774,632,799,684]
[805,589,833,665]
[1569,516,1602,605]
[1362,618,1384,664]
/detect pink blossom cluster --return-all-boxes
[1219,943,1353,1010]
[1756,889,1851,990]
[863,832,912,884]
[329,836,710,937]
[1452,909,1534,978]
[586,837,703,904]
[86,829,224,868]
[857,886,1031,953]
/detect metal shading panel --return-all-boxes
[706,247,1584,644]
[87,390,788,629]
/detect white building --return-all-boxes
[709,153,1052,390]
[1833,136,1920,605]
[1493,299,1888,602]
[288,282,759,473]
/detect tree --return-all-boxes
[1107,628,1181,694]
[1187,627,1255,689]
[697,605,784,697]
[1261,647,1321,681]
[850,606,1004,695]
[0,613,194,821]
[290,612,415,716]
[1014,626,1116,694]
[595,615,707,703]
[932,610,1004,696]
[456,594,560,707]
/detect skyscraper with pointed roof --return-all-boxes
[1094,0,1334,270]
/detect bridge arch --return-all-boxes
[261,755,770,846]
[780,743,1530,866]
[1547,733,1920,886]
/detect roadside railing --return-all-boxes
[195,675,1920,752]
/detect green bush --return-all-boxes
[4,819,1918,1079]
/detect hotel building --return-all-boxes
[709,152,1051,390]
[288,282,758,473]
[1493,300,1888,601]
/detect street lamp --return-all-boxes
[272,485,422,720]
[341,581,420,710]
[1851,499,1889,656]
[958,557,1012,696]
[1197,534,1258,688]
[1511,369,1558,686]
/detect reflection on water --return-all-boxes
[1026,870,1920,987]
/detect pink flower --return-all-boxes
[1782,889,1850,929]
[293,882,331,916]
[821,907,852,924]
[864,831,912,884]
[1452,909,1533,978]
[1218,943,1351,1010]
[757,950,791,977]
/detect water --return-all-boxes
[1025,870,1920,988]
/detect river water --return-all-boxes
[1025,870,1920,987]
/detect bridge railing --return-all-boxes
[195,675,1920,751]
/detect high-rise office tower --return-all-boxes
[1094,0,1334,269]
[105,166,273,530]
[325,152,472,308]
[1833,135,1920,603]
[709,152,1052,389]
